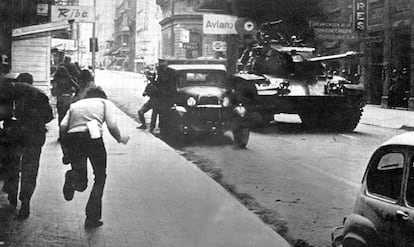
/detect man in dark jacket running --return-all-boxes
[0,74,53,219]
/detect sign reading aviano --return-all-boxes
[203,14,238,34]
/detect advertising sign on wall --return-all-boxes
[311,21,357,40]
[354,0,367,32]
[51,5,95,23]
[203,14,238,35]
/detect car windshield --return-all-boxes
[177,70,226,88]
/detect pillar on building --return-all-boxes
[359,32,368,102]
[409,2,414,110]
[381,0,392,108]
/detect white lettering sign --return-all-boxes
[354,0,367,32]
[212,41,227,52]
[203,14,237,34]
[51,5,95,23]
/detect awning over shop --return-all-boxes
[52,38,76,51]
[12,21,70,39]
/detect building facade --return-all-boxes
[110,0,161,72]
[95,0,120,68]
[156,0,227,59]
[111,0,130,70]
[135,0,162,69]
[320,0,414,109]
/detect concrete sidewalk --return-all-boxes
[361,104,414,130]
[0,106,290,247]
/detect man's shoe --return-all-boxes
[63,171,75,201]
[136,124,146,130]
[18,201,30,219]
[84,218,104,228]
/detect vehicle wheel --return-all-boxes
[321,107,362,132]
[233,127,249,148]
[339,108,362,132]
[158,113,169,138]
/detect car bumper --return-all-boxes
[331,225,344,247]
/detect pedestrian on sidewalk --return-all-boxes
[137,70,159,133]
[0,73,53,219]
[72,69,95,102]
[62,56,81,82]
[52,66,80,125]
[59,86,129,228]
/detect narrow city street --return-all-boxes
[96,70,406,247]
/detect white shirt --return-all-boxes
[60,98,122,142]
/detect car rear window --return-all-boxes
[367,152,404,201]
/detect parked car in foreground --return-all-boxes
[332,132,414,247]
[156,58,250,148]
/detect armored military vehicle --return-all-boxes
[231,21,365,131]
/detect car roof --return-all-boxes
[381,132,414,147]
[167,64,226,71]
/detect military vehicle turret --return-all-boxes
[231,20,365,131]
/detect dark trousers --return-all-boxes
[2,145,42,205]
[56,95,73,124]
[66,132,107,220]
[138,98,158,130]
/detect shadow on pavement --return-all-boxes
[154,131,234,149]
[253,121,374,137]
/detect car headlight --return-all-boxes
[222,96,230,107]
[187,97,196,106]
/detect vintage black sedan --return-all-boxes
[332,132,414,247]
[156,58,250,147]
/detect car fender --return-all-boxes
[343,214,377,247]
[170,105,187,117]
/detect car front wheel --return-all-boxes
[233,127,249,148]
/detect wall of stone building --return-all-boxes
[160,15,204,58]
[158,0,215,58]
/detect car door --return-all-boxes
[358,147,406,246]
[398,152,414,247]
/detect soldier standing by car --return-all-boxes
[137,70,159,133]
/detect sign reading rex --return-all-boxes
[203,14,238,34]
[51,5,95,23]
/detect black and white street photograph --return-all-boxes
[1,0,414,246]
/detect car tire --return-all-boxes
[233,127,249,148]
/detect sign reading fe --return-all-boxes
[51,5,95,23]
[203,14,238,35]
